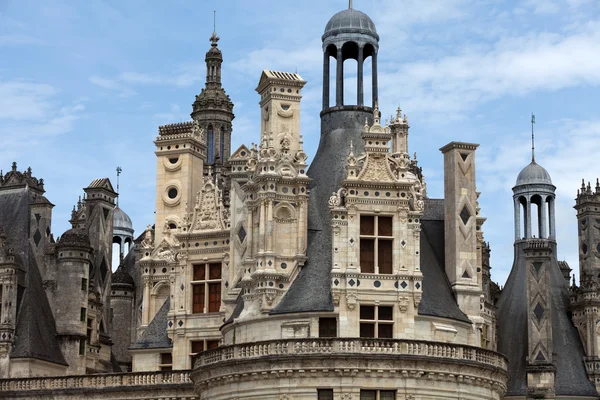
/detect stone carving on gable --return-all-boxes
[359,155,395,182]
[191,120,205,141]
[141,225,154,249]
[189,172,230,232]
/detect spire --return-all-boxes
[531,113,536,162]
[210,10,219,47]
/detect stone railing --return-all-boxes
[0,370,192,393]
[194,338,507,371]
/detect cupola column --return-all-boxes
[525,197,532,238]
[323,51,330,109]
[357,46,364,106]
[336,47,344,106]
[549,199,556,239]
[540,198,548,238]
[372,51,378,106]
[514,197,521,240]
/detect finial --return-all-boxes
[209,11,220,46]
[116,166,122,206]
[11,162,16,172]
[373,100,380,124]
[349,140,354,153]
[531,113,535,162]
[214,10,216,33]
[396,106,402,120]
[349,0,352,9]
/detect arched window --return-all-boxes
[220,127,225,162]
[207,125,215,164]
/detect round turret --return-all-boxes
[113,206,134,237]
[323,8,378,40]
[515,161,553,186]
[58,228,90,247]
[111,265,135,287]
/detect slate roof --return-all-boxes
[496,241,597,396]
[0,188,67,366]
[131,298,172,350]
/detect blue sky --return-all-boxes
[1,0,599,285]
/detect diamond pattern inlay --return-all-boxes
[33,229,42,246]
[400,281,408,289]
[534,303,545,321]
[348,279,355,287]
[238,226,247,242]
[178,320,184,327]
[460,205,471,225]
[334,279,339,286]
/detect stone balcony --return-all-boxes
[192,338,509,400]
[0,370,195,400]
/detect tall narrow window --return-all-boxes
[360,215,393,274]
[79,339,86,355]
[220,126,225,162]
[207,125,215,164]
[192,263,221,313]
[0,286,3,321]
[80,307,87,322]
[359,305,393,338]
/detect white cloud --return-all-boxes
[0,80,56,120]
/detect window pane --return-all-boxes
[209,263,221,279]
[378,323,393,338]
[191,341,204,353]
[161,353,173,365]
[318,389,334,400]
[207,340,220,349]
[360,215,375,235]
[208,282,221,312]
[193,265,205,281]
[319,318,337,338]
[360,323,375,338]
[193,284,205,313]
[379,306,393,320]
[380,391,396,400]
[378,216,393,236]
[160,366,172,371]
[360,390,376,400]
[360,305,375,320]
[378,239,393,274]
[360,238,375,273]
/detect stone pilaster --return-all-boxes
[523,239,555,399]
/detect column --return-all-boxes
[357,46,364,106]
[246,208,253,258]
[514,198,521,241]
[322,51,330,110]
[258,200,266,253]
[525,198,532,239]
[266,200,273,252]
[142,281,150,325]
[372,51,378,107]
[549,198,556,239]
[540,198,548,239]
[336,46,343,106]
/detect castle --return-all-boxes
[1,4,599,400]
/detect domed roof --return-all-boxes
[324,8,378,38]
[113,206,134,234]
[515,161,553,186]
[59,228,90,247]
[112,266,135,286]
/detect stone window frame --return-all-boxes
[317,388,334,400]
[359,214,394,274]
[191,262,222,314]
[359,304,394,339]
[360,389,396,400]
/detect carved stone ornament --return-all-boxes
[189,173,229,232]
[332,292,340,307]
[191,120,205,141]
[398,295,409,313]
[346,293,357,310]
[156,249,176,263]
[328,192,341,209]
[341,394,354,400]
[141,225,154,249]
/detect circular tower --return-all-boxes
[110,265,135,371]
[512,160,556,241]
[113,206,134,261]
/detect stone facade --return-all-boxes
[0,4,599,400]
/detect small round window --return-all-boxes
[169,157,179,164]
[168,188,178,199]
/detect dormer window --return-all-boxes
[360,215,393,274]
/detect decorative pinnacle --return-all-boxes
[396,106,402,120]
[210,11,219,47]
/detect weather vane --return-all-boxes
[116,166,122,206]
[531,113,535,162]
